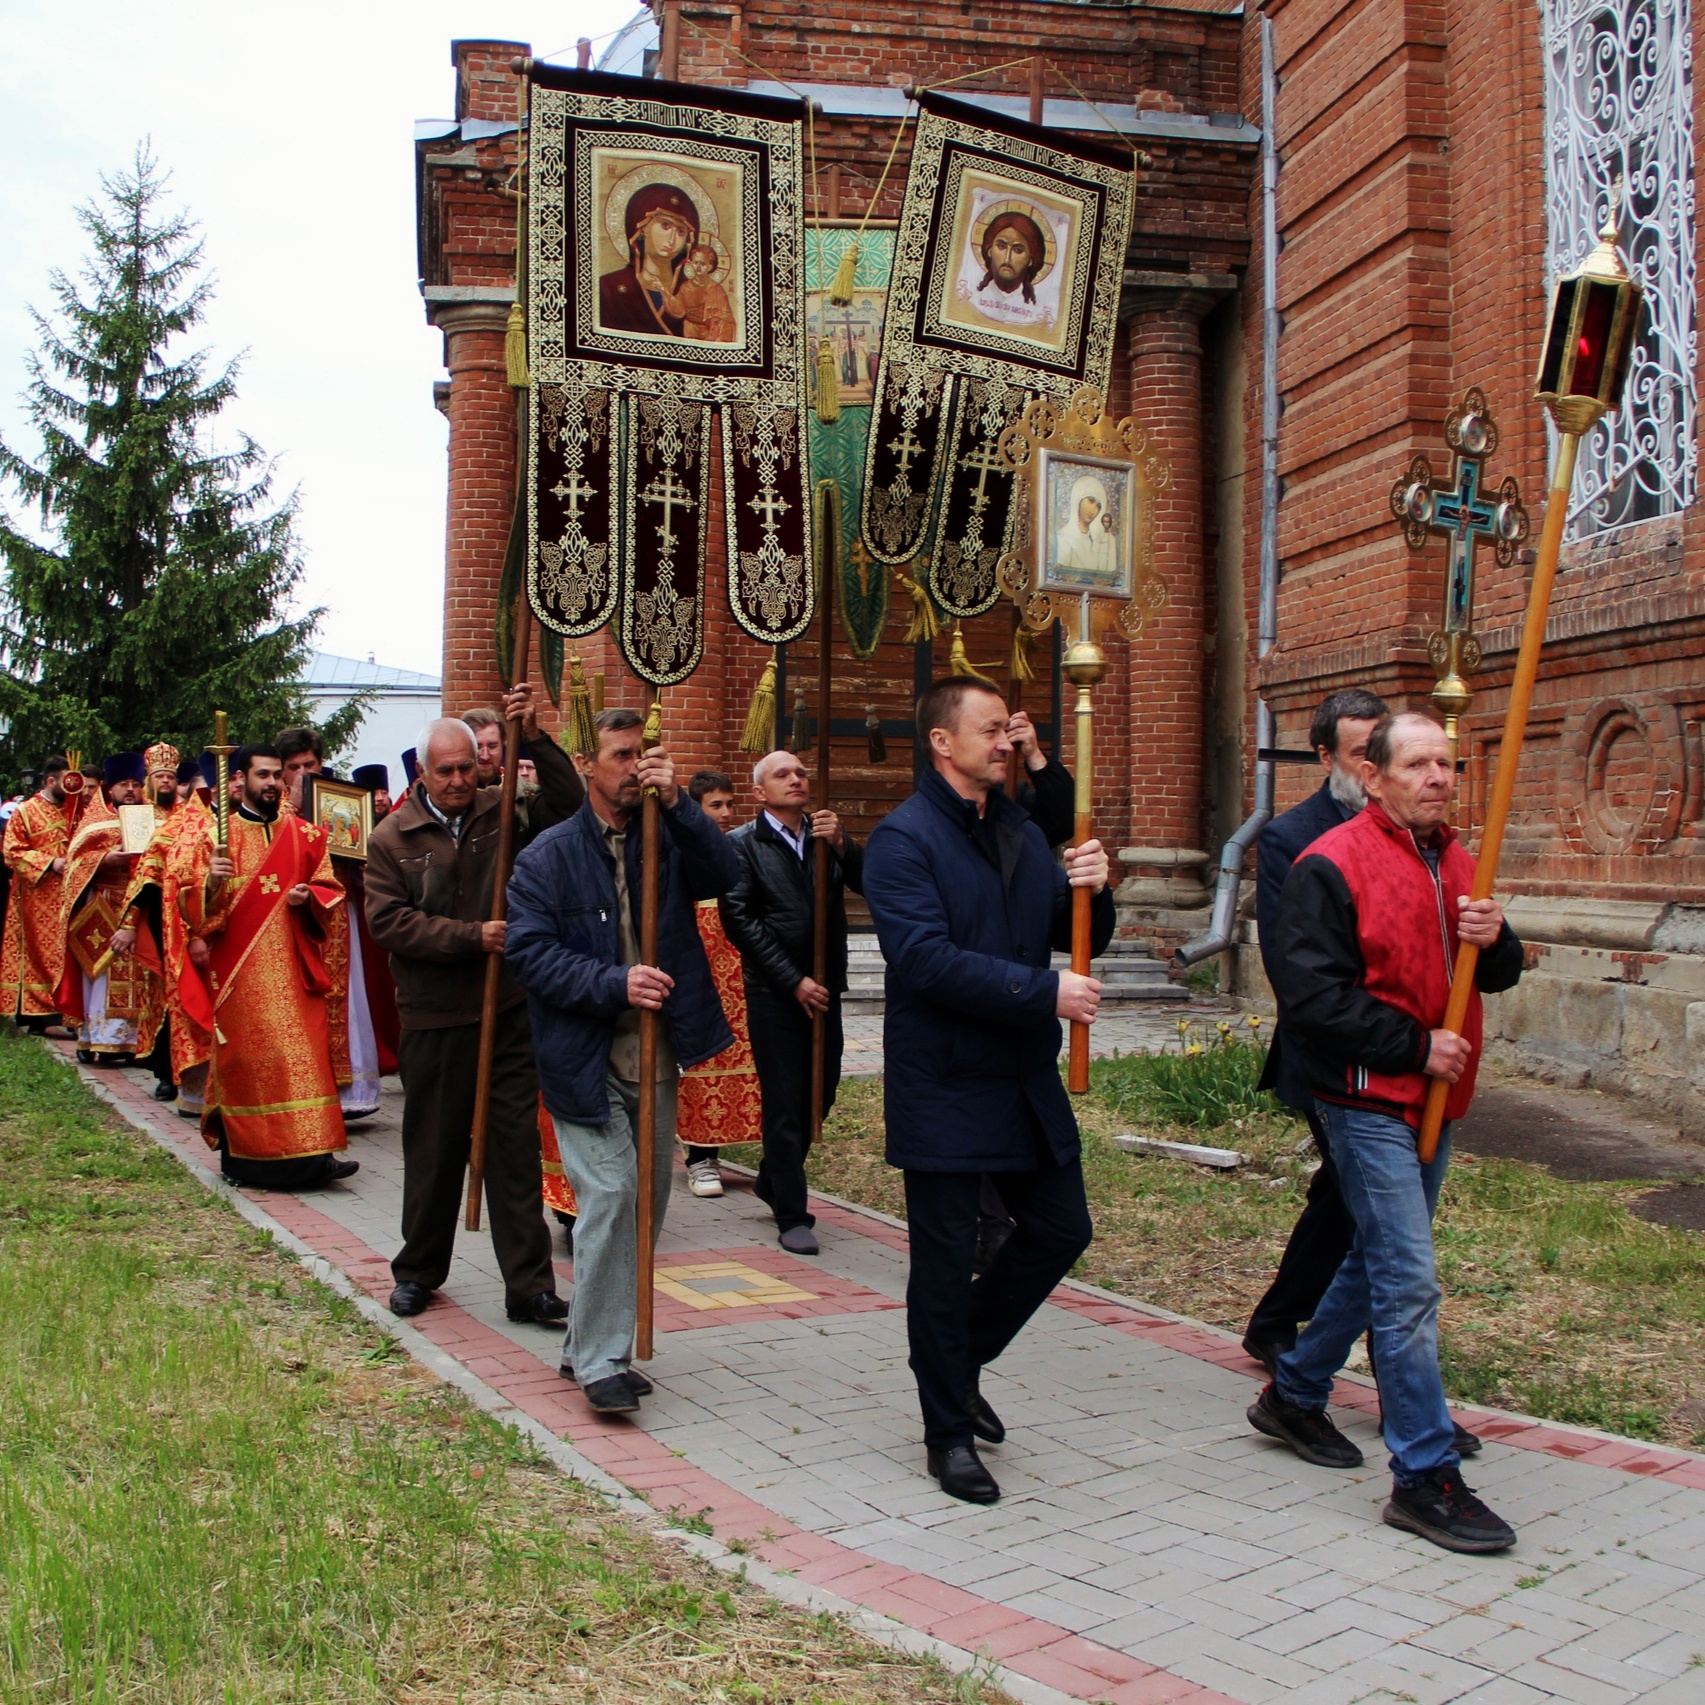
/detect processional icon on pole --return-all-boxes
[996,386,1169,1094]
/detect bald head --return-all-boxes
[752,748,811,822]
[417,718,480,817]
[1362,712,1454,835]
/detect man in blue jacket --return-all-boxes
[505,708,741,1415]
[863,677,1115,1503]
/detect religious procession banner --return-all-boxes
[860,91,1133,619]
[525,66,816,685]
[806,223,895,659]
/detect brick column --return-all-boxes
[1122,289,1217,921]
[433,298,515,716]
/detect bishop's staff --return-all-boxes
[210,710,235,853]
[996,389,1170,1093]
[1416,206,1641,1164]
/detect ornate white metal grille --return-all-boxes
[1543,0,1697,536]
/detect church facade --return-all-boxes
[416,0,1703,1128]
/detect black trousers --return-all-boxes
[903,1155,1094,1451]
[392,1003,556,1307]
[1244,1102,1358,1349]
[747,984,842,1232]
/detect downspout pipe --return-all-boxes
[1176,13,1280,971]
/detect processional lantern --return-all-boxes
[998,387,1169,1094]
[1389,388,1528,780]
[1414,199,1641,1165]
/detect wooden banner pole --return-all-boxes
[811,513,834,1146]
[635,697,663,1361]
[466,590,532,1231]
[1416,432,1577,1162]
[1065,598,1100,1095]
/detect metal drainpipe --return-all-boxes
[1176,14,1280,971]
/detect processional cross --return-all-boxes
[1389,387,1529,773]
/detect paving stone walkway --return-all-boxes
[69,1042,1705,1705]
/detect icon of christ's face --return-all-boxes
[986,226,1033,292]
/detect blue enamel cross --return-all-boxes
[1430,454,1499,637]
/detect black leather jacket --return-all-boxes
[719,814,865,996]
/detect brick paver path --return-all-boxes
[70,1044,1705,1705]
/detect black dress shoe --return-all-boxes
[967,1383,1005,1445]
[506,1291,569,1325]
[321,1158,360,1183]
[560,1364,652,1397]
[582,1374,640,1415]
[928,1444,1000,1504]
[389,1282,433,1317]
[153,1080,178,1102]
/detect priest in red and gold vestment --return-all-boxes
[179,743,357,1188]
[2,756,78,1028]
[117,746,212,1104]
[59,753,165,1064]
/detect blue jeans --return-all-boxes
[551,1072,677,1386]
[1275,1101,1457,1485]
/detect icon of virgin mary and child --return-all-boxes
[598,182,737,343]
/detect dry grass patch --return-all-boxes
[0,1029,1010,1705]
[789,1055,1705,1450]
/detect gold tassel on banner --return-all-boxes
[789,682,813,753]
[865,703,887,764]
[1010,622,1037,684]
[814,338,840,424]
[739,650,779,753]
[828,241,858,306]
[897,566,940,646]
[949,625,997,686]
[566,651,597,755]
[504,301,529,389]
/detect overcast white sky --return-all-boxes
[0,0,644,679]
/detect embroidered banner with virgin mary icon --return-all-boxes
[859,92,1132,619]
[525,66,815,684]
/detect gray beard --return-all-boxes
[1328,764,1367,812]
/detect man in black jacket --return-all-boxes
[1244,688,1385,1363]
[720,750,863,1256]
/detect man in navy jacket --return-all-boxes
[1244,688,1385,1364]
[506,709,740,1416]
[863,677,1115,1504]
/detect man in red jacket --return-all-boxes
[1257,713,1524,1554]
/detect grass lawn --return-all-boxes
[752,1039,1705,1453]
[0,1027,1008,1705]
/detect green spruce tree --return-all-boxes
[0,149,366,785]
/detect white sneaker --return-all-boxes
[686,1157,724,1198]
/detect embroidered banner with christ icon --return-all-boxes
[525,66,815,684]
[859,91,1132,618]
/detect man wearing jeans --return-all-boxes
[504,710,739,1415]
[1260,713,1525,1553]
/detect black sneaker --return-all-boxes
[581,1374,640,1415]
[1248,1383,1364,1469]
[1384,1467,1516,1553]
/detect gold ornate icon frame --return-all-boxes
[996,386,1170,645]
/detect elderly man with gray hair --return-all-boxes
[364,692,583,1324]
[720,748,864,1255]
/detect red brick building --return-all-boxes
[416,1,1703,1127]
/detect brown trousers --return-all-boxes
[392,1002,556,1306]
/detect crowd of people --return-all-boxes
[1,674,1524,1555]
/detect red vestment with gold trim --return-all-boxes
[1,791,76,1019]
[179,812,347,1162]
[677,898,762,1146]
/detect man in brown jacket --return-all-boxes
[365,699,583,1323]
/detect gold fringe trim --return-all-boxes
[828,241,858,306]
[813,338,840,423]
[1010,623,1036,684]
[738,651,778,753]
[566,651,597,755]
[897,566,940,646]
[504,301,529,389]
